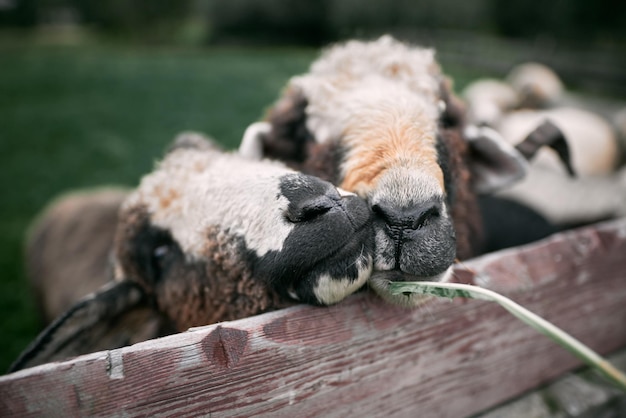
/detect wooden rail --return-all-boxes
[2,218,626,417]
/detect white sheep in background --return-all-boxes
[505,62,564,109]
[239,36,558,307]
[461,62,564,127]
[495,106,626,225]
[462,79,518,127]
[11,132,375,371]
[462,61,626,226]
[496,107,620,176]
[462,61,623,174]
[498,164,626,226]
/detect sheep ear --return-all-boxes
[465,125,530,194]
[239,122,271,160]
[245,87,313,165]
[514,120,575,176]
[8,281,164,373]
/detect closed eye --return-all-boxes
[285,198,335,223]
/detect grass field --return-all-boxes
[0,41,486,373]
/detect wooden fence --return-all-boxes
[1,218,626,417]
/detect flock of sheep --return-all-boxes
[9,36,626,372]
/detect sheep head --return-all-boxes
[240,36,531,307]
[114,133,374,324]
[11,133,374,371]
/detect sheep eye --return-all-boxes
[125,214,183,285]
[144,231,181,284]
[150,242,175,280]
[285,201,333,223]
[153,245,170,259]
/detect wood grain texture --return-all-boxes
[2,218,626,417]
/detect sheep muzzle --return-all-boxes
[371,205,456,278]
[364,171,457,308]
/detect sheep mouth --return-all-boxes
[287,197,374,267]
[256,205,374,305]
[301,217,374,275]
[325,211,373,252]
[288,215,375,304]
[368,267,453,308]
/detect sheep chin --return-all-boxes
[312,254,373,305]
[368,266,453,308]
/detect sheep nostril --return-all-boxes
[411,206,440,230]
[371,203,384,217]
[372,202,441,229]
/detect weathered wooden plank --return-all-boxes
[2,218,626,417]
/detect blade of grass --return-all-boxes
[389,280,626,392]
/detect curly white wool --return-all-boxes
[123,147,295,259]
[290,35,443,144]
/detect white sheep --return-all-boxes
[462,63,625,226]
[497,164,626,226]
[496,107,620,176]
[505,62,564,109]
[11,132,374,371]
[462,78,518,126]
[239,36,543,307]
[461,62,564,127]
[494,107,626,225]
[462,61,622,175]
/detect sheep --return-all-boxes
[461,62,564,127]
[25,187,130,325]
[10,132,375,372]
[462,61,622,175]
[496,107,620,177]
[461,61,626,227]
[505,62,564,109]
[461,79,518,127]
[494,107,626,225]
[238,36,556,307]
[497,164,626,226]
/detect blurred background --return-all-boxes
[1,0,625,372]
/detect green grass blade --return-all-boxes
[389,281,626,392]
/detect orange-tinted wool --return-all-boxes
[340,116,444,196]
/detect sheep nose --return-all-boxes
[372,201,441,230]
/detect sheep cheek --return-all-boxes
[158,227,289,331]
